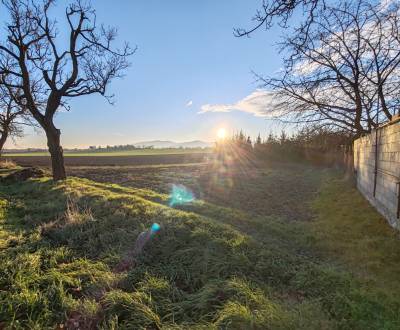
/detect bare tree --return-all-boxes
[258,0,400,136]
[0,0,134,180]
[235,0,323,37]
[361,2,400,121]
[0,82,26,154]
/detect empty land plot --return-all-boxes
[0,162,399,329]
[4,152,212,167]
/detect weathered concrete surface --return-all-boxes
[354,120,400,229]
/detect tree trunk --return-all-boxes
[44,122,66,181]
[0,131,8,157]
[354,88,364,136]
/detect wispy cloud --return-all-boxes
[380,0,397,10]
[199,90,277,117]
[295,1,398,77]
[186,100,193,107]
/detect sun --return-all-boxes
[217,128,226,140]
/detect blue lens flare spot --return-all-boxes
[169,184,195,206]
[151,223,161,233]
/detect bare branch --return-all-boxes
[258,0,400,137]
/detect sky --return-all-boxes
[3,0,288,149]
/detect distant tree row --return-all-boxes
[216,128,352,165]
[88,145,154,152]
[222,128,351,150]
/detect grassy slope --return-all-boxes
[0,168,399,329]
[4,148,211,157]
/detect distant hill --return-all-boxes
[133,140,213,149]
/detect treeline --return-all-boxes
[3,145,155,154]
[217,128,353,166]
[87,145,154,152]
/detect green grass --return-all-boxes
[4,148,211,157]
[312,176,400,295]
[0,164,399,329]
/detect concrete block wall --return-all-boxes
[354,121,400,229]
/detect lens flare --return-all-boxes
[151,223,161,233]
[169,184,195,206]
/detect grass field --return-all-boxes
[0,161,400,329]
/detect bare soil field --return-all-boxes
[68,162,321,221]
[4,152,212,167]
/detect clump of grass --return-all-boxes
[101,290,162,329]
[0,158,17,169]
[213,278,283,329]
[64,196,95,224]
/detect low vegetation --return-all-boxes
[0,162,399,329]
[0,159,17,169]
[0,159,20,180]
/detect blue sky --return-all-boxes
[5,0,286,148]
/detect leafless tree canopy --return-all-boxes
[258,0,400,136]
[0,80,28,152]
[235,0,323,37]
[0,0,134,179]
